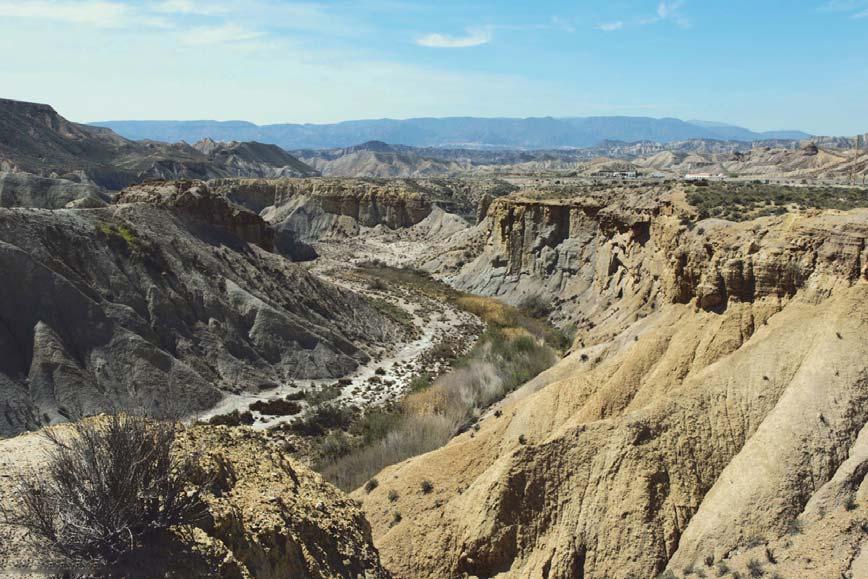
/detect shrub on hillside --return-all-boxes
[1,414,205,571]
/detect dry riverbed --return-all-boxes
[196,261,482,432]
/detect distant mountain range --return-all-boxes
[0,98,317,191]
[91,116,813,151]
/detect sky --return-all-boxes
[1,0,867,134]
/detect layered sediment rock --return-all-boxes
[117,180,275,251]
[359,194,868,579]
[451,191,867,336]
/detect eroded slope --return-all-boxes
[0,184,399,436]
[355,196,868,579]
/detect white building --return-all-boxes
[684,173,726,182]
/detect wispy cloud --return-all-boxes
[153,0,228,15]
[596,21,624,32]
[0,0,130,27]
[417,27,492,48]
[642,1,690,28]
[598,1,690,32]
[180,23,265,46]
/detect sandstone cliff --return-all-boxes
[0,423,390,578]
[357,195,868,578]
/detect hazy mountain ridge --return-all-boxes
[0,98,318,193]
[92,116,814,150]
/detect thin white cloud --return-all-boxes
[855,8,868,16]
[417,27,492,48]
[0,0,130,27]
[641,0,690,28]
[153,0,227,15]
[596,21,624,32]
[180,23,265,46]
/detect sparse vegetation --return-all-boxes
[307,383,343,405]
[208,409,254,426]
[292,403,354,436]
[317,265,562,491]
[518,293,554,319]
[687,182,868,222]
[420,480,434,494]
[715,561,730,576]
[99,223,138,246]
[388,489,399,502]
[364,478,379,493]
[1,414,206,572]
[746,559,764,578]
[250,398,302,416]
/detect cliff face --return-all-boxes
[210,178,433,245]
[359,195,868,579]
[452,192,867,337]
[116,180,275,251]
[0,424,391,578]
[217,178,431,226]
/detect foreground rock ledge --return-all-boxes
[0,424,391,579]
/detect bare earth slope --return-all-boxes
[0,182,398,436]
[355,199,868,579]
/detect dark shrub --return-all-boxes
[208,409,254,426]
[364,478,379,493]
[1,414,205,570]
[250,398,302,416]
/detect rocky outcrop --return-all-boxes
[450,192,867,336]
[0,423,391,578]
[116,180,275,251]
[0,201,399,436]
[209,178,435,244]
[358,195,868,579]
[0,171,110,209]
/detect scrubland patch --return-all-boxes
[687,182,868,221]
[316,265,560,491]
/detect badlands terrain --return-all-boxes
[0,98,866,578]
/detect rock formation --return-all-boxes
[0,98,318,195]
[356,192,868,579]
[0,192,399,436]
[116,180,275,251]
[0,423,391,578]
[0,171,110,209]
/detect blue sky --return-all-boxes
[0,0,866,134]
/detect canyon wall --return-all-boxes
[360,195,868,578]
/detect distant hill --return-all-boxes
[688,120,811,141]
[0,98,318,191]
[92,116,814,150]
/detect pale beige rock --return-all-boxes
[354,197,868,579]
